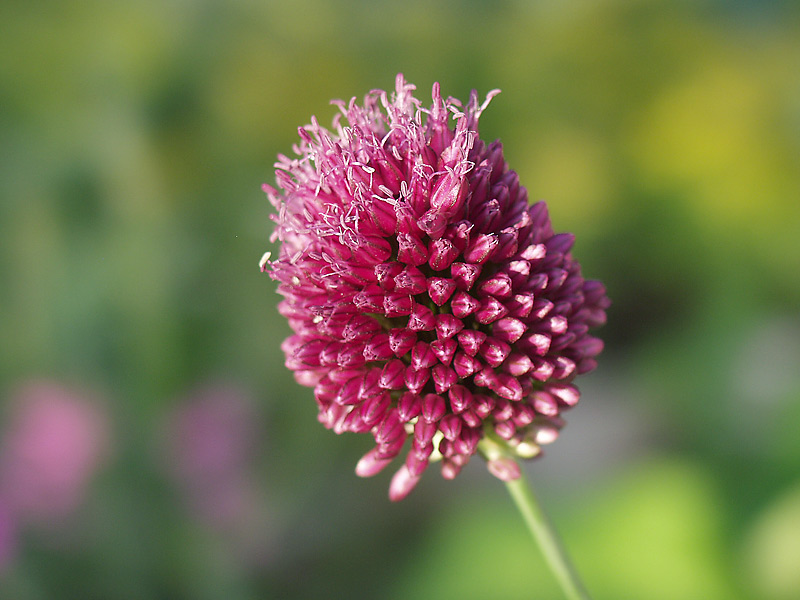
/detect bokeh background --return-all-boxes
[1,0,799,598]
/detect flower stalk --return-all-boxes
[505,468,591,600]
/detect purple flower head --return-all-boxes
[263,75,609,500]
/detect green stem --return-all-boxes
[504,468,592,600]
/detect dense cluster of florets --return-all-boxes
[263,74,609,500]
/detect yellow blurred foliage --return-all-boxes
[742,483,800,600]
[629,55,799,242]
[520,127,617,233]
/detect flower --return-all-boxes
[0,381,110,522]
[263,74,609,500]
[0,501,14,574]
[162,384,275,565]
[164,384,260,529]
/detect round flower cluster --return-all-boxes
[263,75,609,500]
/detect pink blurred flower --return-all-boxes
[0,382,110,524]
[0,501,15,573]
[264,75,609,500]
[165,384,261,529]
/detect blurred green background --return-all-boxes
[1,0,799,598]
